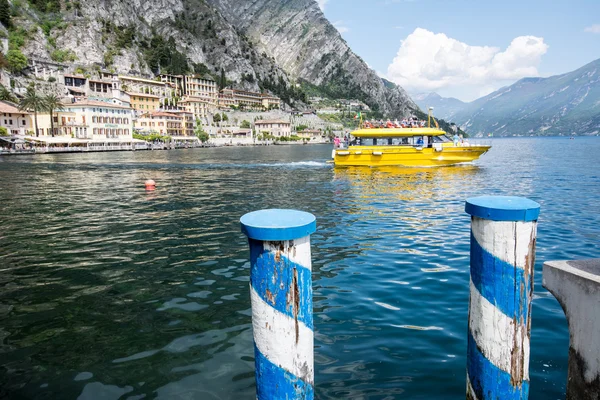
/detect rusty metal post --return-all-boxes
[464,196,540,399]
[240,209,316,400]
[543,259,600,400]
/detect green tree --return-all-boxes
[194,120,209,143]
[0,0,11,27]
[0,85,17,103]
[0,127,8,136]
[44,94,65,137]
[240,120,251,129]
[6,49,27,73]
[221,113,228,122]
[213,113,221,123]
[19,85,45,137]
[219,68,226,90]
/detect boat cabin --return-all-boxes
[349,128,451,148]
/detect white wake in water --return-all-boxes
[255,161,330,168]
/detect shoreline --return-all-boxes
[0,140,333,156]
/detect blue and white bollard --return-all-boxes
[465,196,540,400]
[241,209,317,399]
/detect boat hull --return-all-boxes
[333,145,491,167]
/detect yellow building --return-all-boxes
[169,110,195,136]
[127,92,160,113]
[135,112,183,136]
[179,96,212,122]
[218,89,281,110]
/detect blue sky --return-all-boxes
[318,0,600,102]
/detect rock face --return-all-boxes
[11,0,416,115]
[206,0,417,116]
[18,0,293,94]
[453,58,600,136]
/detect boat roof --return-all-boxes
[350,128,447,137]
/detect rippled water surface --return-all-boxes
[1,138,599,399]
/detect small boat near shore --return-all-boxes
[332,112,491,167]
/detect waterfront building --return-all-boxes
[178,96,212,122]
[297,129,326,141]
[168,110,195,137]
[0,101,31,135]
[32,110,78,137]
[128,92,161,113]
[254,119,291,137]
[135,111,183,137]
[62,99,134,140]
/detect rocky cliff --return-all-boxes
[206,0,417,116]
[3,0,417,116]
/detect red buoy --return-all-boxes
[145,179,156,190]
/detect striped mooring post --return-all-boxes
[465,196,540,400]
[241,209,317,399]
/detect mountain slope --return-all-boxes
[4,0,417,116]
[196,0,417,116]
[412,92,467,120]
[453,59,600,136]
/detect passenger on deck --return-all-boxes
[416,137,424,147]
[453,133,460,146]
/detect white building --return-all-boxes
[0,101,32,135]
[254,120,291,137]
[62,99,134,140]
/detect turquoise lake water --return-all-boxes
[0,137,599,399]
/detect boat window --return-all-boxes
[359,138,374,146]
[391,137,411,145]
[374,138,392,146]
[433,135,452,143]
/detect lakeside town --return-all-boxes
[0,59,358,154]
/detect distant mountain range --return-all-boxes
[412,92,466,121]
[413,58,600,137]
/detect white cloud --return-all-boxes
[386,28,548,101]
[333,20,349,34]
[584,24,600,33]
[317,0,329,11]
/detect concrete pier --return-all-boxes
[543,259,600,400]
[465,196,540,400]
[241,209,317,400]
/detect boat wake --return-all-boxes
[255,161,330,168]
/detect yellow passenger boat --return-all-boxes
[332,112,491,167]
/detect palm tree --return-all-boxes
[44,94,65,137]
[18,85,45,137]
